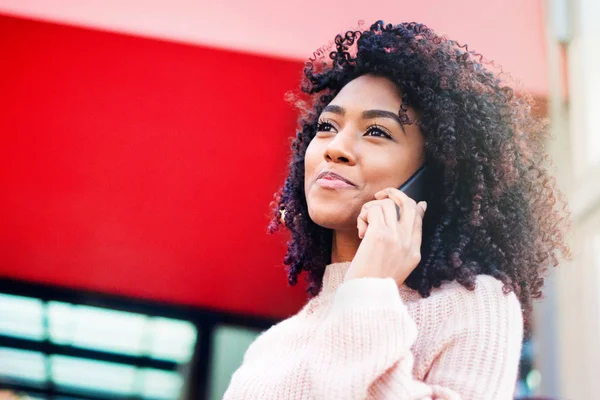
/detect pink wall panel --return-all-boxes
[0,0,549,95]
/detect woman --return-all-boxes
[223,21,570,400]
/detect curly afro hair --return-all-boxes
[267,20,571,331]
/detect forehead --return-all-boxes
[329,74,403,111]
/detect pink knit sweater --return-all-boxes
[223,261,524,399]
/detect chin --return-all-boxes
[307,203,355,230]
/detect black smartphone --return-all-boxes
[398,164,428,203]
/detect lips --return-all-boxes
[316,171,356,186]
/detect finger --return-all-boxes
[410,213,424,263]
[357,213,367,239]
[358,202,386,238]
[412,204,425,243]
[418,201,427,216]
[376,188,418,238]
[379,198,399,230]
[400,202,417,241]
[360,199,397,230]
[376,189,427,221]
[411,202,427,259]
[366,204,387,235]
[411,201,427,247]
[375,187,416,221]
[374,191,401,221]
[357,200,378,239]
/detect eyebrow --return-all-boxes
[321,104,406,134]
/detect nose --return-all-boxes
[324,129,356,165]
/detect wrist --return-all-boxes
[344,268,394,282]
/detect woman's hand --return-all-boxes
[345,187,427,286]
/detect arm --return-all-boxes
[307,277,438,400]
[414,276,524,400]
[307,276,523,400]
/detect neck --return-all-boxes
[331,229,362,264]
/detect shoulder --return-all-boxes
[435,274,521,309]
[409,275,523,334]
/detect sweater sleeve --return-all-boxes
[306,276,523,400]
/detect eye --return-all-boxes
[365,123,393,140]
[317,119,336,132]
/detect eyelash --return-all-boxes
[316,119,393,140]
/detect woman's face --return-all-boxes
[304,74,426,231]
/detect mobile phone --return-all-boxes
[399,164,428,203]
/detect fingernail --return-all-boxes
[422,201,428,212]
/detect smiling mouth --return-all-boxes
[315,171,356,189]
[316,171,356,186]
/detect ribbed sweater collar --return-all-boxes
[322,261,352,294]
[321,261,417,299]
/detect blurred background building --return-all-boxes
[0,0,597,399]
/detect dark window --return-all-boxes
[0,279,274,400]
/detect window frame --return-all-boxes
[0,277,276,400]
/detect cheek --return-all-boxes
[361,151,416,193]
[304,141,320,188]
[368,154,404,181]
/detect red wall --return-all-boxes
[0,15,309,318]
